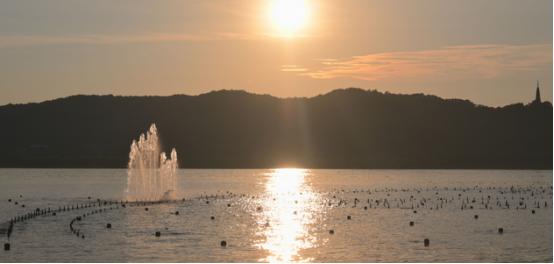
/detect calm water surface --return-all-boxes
[0,169,551,262]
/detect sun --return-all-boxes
[268,0,311,37]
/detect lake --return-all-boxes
[0,169,551,262]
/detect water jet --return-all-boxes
[126,124,178,201]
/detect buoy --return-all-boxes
[8,199,11,202]
[155,231,161,237]
[409,221,414,226]
[364,206,368,210]
[206,201,210,204]
[52,212,56,216]
[329,229,334,234]
[4,243,10,251]
[81,235,85,239]
[211,216,215,220]
[498,228,504,234]
[220,240,227,247]
[145,208,149,211]
[474,215,478,219]
[347,215,351,220]
[106,223,112,229]
[532,210,535,214]
[424,238,430,247]
[413,210,417,214]
[227,204,231,207]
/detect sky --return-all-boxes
[0,0,551,106]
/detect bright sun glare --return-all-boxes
[268,0,311,37]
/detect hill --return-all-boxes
[0,88,551,169]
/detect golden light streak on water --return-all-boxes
[257,168,323,262]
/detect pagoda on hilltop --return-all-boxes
[534,80,542,104]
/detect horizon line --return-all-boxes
[0,87,549,109]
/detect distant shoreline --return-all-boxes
[0,167,551,171]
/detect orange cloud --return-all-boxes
[298,44,552,81]
[281,65,308,72]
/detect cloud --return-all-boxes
[281,65,308,72]
[0,32,265,48]
[297,44,552,81]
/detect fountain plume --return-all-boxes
[126,124,178,201]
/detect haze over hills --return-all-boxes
[0,88,551,169]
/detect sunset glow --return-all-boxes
[267,0,311,37]
[0,1,551,107]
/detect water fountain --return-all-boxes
[126,124,178,201]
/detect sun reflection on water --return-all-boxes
[257,168,322,262]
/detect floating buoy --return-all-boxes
[413,210,417,214]
[155,231,161,237]
[347,215,351,220]
[206,201,210,204]
[145,208,149,211]
[498,228,504,234]
[220,240,227,247]
[52,212,56,216]
[532,210,535,214]
[474,215,478,219]
[4,243,10,251]
[409,221,414,226]
[8,199,11,202]
[211,216,215,220]
[329,229,334,235]
[364,206,368,210]
[175,211,180,215]
[106,223,112,229]
[227,204,231,207]
[424,238,430,247]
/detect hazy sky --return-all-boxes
[0,0,551,106]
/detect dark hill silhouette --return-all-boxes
[0,88,551,169]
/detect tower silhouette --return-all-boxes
[535,80,541,104]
